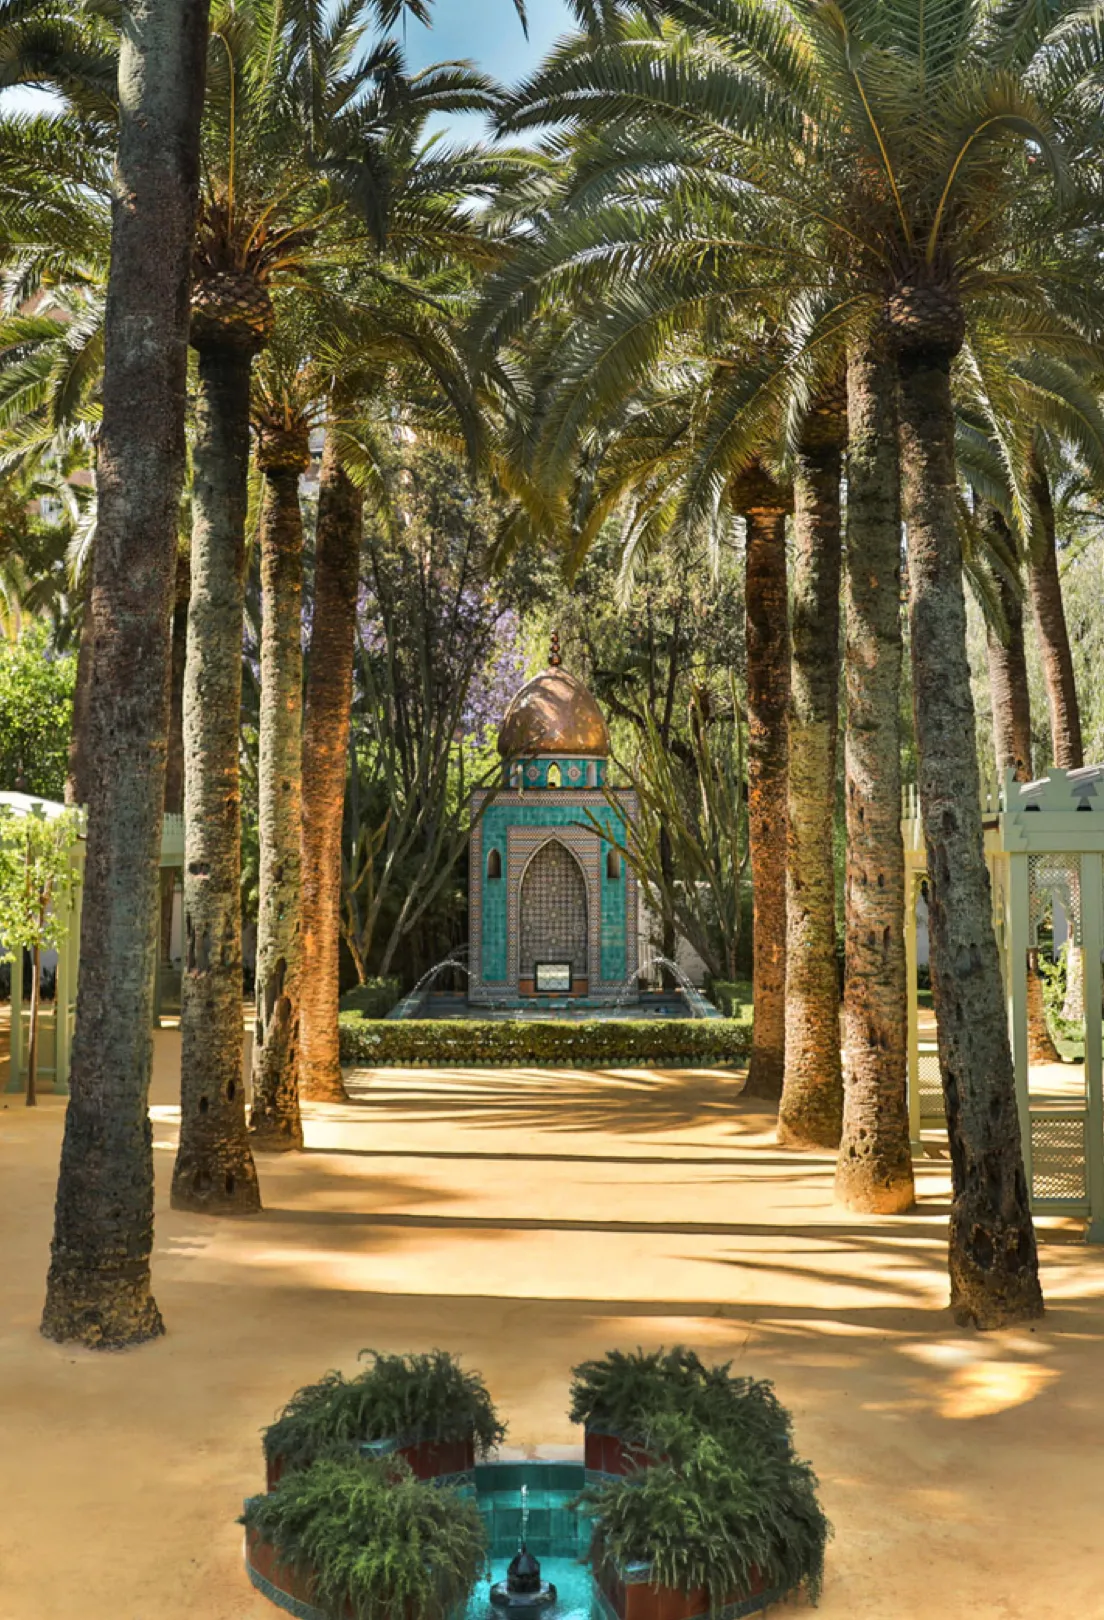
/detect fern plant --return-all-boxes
[577,1419,829,1611]
[242,1456,487,1620]
[568,1347,790,1457]
[263,1349,506,1473]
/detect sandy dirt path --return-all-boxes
[2,1033,1103,1619]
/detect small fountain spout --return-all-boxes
[490,1484,557,1611]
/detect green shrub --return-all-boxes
[705,980,753,1021]
[339,1016,750,1069]
[568,1347,790,1456]
[242,1456,487,1620]
[339,978,402,1020]
[263,1349,506,1473]
[578,1419,829,1610]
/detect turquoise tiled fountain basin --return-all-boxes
[468,1461,594,1620]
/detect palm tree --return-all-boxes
[730,462,790,1102]
[246,337,311,1152]
[1028,452,1083,769]
[292,148,533,1099]
[171,0,515,1208]
[778,387,844,1149]
[835,339,913,1213]
[489,0,1104,1322]
[40,0,211,1348]
[300,429,362,1101]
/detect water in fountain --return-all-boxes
[650,954,716,1018]
[489,1484,558,1612]
[610,956,715,1019]
[388,951,523,1020]
[388,957,472,1019]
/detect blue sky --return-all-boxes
[403,0,574,83]
[403,0,575,140]
[0,1,579,134]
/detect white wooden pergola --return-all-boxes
[904,766,1104,1241]
[3,802,184,1095]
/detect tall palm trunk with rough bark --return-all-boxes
[1027,456,1082,772]
[161,548,190,964]
[835,343,914,1214]
[778,405,844,1149]
[172,276,272,1215]
[733,465,790,1101]
[984,513,1033,785]
[889,283,1041,1328]
[65,604,94,808]
[300,437,361,1101]
[41,0,210,1348]
[248,420,308,1150]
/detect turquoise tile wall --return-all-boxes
[599,834,627,982]
[477,799,627,986]
[473,1463,590,1559]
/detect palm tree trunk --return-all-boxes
[891,293,1041,1328]
[26,942,39,1108]
[1027,456,1082,771]
[734,466,790,1101]
[249,432,308,1151]
[171,343,261,1215]
[778,422,843,1148]
[65,605,94,808]
[300,437,360,1102]
[835,343,914,1213]
[41,0,209,1349]
[160,548,189,964]
[983,510,1032,784]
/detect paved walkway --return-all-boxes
[2,1034,1103,1618]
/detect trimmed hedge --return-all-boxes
[339,1015,750,1069]
[707,979,753,1020]
[339,978,402,1020]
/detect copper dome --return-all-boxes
[498,657,610,759]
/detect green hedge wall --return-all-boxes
[339,978,403,1020]
[339,1015,751,1069]
[707,979,754,1020]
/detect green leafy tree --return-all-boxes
[592,678,748,983]
[344,448,529,983]
[0,622,76,798]
[0,802,80,1105]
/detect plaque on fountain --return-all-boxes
[535,962,572,993]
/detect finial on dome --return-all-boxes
[549,630,562,668]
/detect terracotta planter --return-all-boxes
[584,1427,665,1478]
[597,1560,779,1620]
[245,1523,342,1620]
[244,1522,473,1620]
[265,1431,476,1492]
[397,1434,475,1481]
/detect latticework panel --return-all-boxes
[1029,855,1081,947]
[519,840,589,977]
[916,1046,945,1122]
[1030,1111,1089,1206]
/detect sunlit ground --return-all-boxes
[2,1029,1103,1619]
